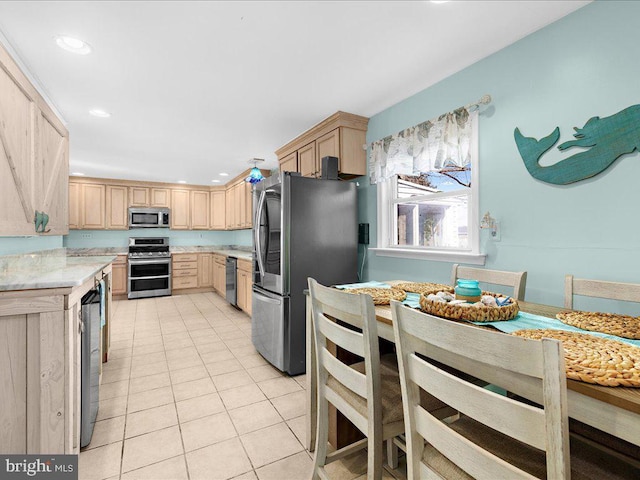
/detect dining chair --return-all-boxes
[564,274,640,309]
[451,263,527,300]
[390,301,640,479]
[308,278,406,480]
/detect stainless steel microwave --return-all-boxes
[128,207,170,228]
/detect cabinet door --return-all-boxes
[236,269,247,312]
[225,185,235,230]
[106,186,128,229]
[298,142,316,178]
[68,182,81,230]
[210,190,226,230]
[112,263,128,295]
[130,187,149,206]
[171,189,190,229]
[245,274,252,316]
[37,111,69,235]
[191,190,210,230]
[0,64,36,235]
[82,184,105,229]
[280,151,298,174]
[316,128,340,175]
[198,254,213,288]
[150,188,170,207]
[244,182,253,228]
[338,127,367,176]
[236,183,244,228]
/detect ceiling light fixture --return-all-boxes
[54,35,92,55]
[431,1,450,3]
[71,172,85,176]
[246,158,265,184]
[211,179,221,183]
[89,109,111,118]
[219,173,229,177]
[178,180,187,184]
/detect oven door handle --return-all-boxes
[254,190,267,280]
[129,275,171,280]
[128,259,172,265]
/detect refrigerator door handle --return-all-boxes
[254,190,267,279]
[253,287,282,305]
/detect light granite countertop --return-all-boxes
[67,245,252,260]
[0,249,116,291]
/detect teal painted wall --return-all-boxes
[0,236,63,255]
[362,1,640,313]
[64,228,252,249]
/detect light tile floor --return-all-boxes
[80,292,406,480]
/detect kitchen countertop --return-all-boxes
[0,249,116,291]
[67,245,252,260]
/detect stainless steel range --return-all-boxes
[128,237,172,299]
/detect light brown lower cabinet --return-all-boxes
[112,255,128,295]
[172,253,198,290]
[198,253,213,288]
[237,259,252,316]
[0,267,112,454]
[212,254,226,295]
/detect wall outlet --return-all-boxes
[81,233,92,239]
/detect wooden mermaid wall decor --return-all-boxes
[514,105,640,185]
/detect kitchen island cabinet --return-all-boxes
[237,258,252,315]
[0,252,114,454]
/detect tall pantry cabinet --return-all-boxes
[0,43,69,236]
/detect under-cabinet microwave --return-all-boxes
[128,207,170,228]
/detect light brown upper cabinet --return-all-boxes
[276,111,368,179]
[150,188,170,207]
[171,189,190,230]
[106,185,128,230]
[129,187,149,206]
[191,190,210,230]
[68,182,106,230]
[210,189,226,230]
[244,182,253,228]
[130,186,170,208]
[0,42,69,236]
[279,151,298,174]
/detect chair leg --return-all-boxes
[367,435,383,480]
[312,398,330,480]
[386,439,399,469]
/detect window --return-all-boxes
[371,111,485,264]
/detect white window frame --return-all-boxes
[370,112,486,265]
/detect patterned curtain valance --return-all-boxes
[369,107,474,184]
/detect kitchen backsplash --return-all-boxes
[64,229,252,249]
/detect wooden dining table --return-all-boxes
[304,288,640,455]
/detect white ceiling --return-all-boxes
[0,1,589,185]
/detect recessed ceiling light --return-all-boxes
[211,179,221,183]
[89,109,111,118]
[71,172,85,176]
[178,180,187,184]
[219,173,229,177]
[431,1,449,3]
[55,35,92,55]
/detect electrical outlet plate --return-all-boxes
[81,233,92,239]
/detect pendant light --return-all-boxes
[246,158,265,184]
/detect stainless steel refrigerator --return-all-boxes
[251,172,358,375]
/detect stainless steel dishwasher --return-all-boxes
[226,256,237,306]
[80,288,101,448]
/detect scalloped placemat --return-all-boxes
[345,287,407,305]
[557,311,640,340]
[512,329,640,387]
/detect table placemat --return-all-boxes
[557,311,640,340]
[473,311,640,348]
[513,329,640,388]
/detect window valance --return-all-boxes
[369,107,474,185]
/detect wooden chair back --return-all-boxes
[451,264,527,300]
[308,278,382,448]
[564,274,640,309]
[390,301,570,480]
